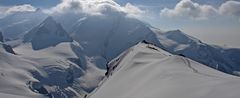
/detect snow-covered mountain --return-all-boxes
[69,14,161,69]
[0,9,47,40]
[3,13,162,97]
[14,41,93,98]
[90,42,240,98]
[1,29,84,98]
[0,5,240,98]
[66,12,240,76]
[23,16,73,50]
[155,29,240,75]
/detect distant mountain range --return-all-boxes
[0,8,239,98]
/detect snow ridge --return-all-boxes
[90,42,240,98]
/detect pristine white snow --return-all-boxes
[0,93,32,98]
[90,42,240,98]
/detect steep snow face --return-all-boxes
[156,30,240,75]
[90,43,240,98]
[70,15,161,69]
[0,44,44,98]
[0,10,47,40]
[23,16,72,50]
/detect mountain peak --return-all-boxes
[39,16,58,28]
[165,29,185,36]
[43,16,55,23]
[23,16,72,50]
[164,29,201,44]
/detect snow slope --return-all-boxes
[90,42,240,98]
[0,93,32,98]
[14,40,106,97]
[155,29,240,75]
[0,43,44,98]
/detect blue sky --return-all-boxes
[0,0,60,7]
[0,0,227,10]
[0,0,239,47]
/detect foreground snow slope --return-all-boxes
[90,43,240,98]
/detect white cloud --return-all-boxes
[0,4,37,19]
[123,3,145,18]
[160,0,240,21]
[48,0,144,18]
[5,4,37,14]
[160,0,217,20]
[219,0,240,19]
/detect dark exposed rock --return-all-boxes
[0,31,3,42]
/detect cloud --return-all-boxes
[160,0,240,21]
[123,3,145,18]
[0,4,37,19]
[160,0,217,20]
[0,6,7,18]
[5,4,37,14]
[219,0,240,19]
[48,0,144,18]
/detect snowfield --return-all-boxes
[13,41,105,98]
[0,43,44,98]
[90,42,240,98]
